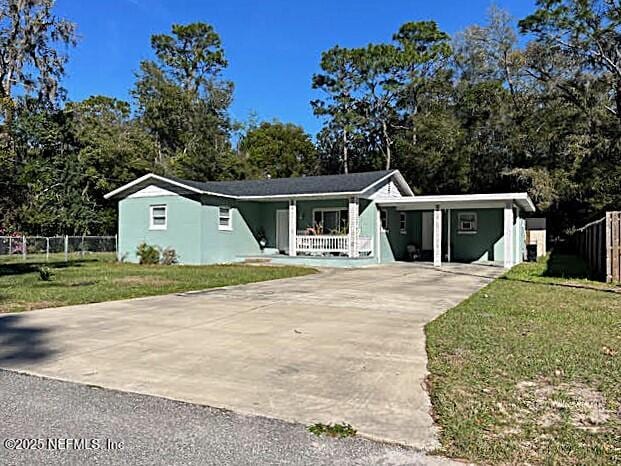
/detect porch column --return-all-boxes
[375,206,381,263]
[289,200,297,256]
[348,196,359,258]
[504,201,514,268]
[434,204,442,267]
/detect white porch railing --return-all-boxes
[296,235,348,254]
[295,235,373,256]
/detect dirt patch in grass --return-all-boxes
[112,276,178,287]
[516,378,615,433]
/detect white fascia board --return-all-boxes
[377,193,536,212]
[104,173,237,200]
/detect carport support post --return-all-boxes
[288,200,297,256]
[348,196,359,258]
[504,201,514,268]
[433,205,442,267]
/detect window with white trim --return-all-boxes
[458,212,478,234]
[380,209,388,231]
[312,208,348,234]
[399,212,407,234]
[218,206,232,231]
[149,205,167,230]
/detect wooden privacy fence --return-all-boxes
[574,212,621,283]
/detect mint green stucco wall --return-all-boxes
[118,194,263,265]
[118,194,203,264]
[449,209,504,264]
[359,199,375,239]
[199,196,262,264]
[378,207,424,262]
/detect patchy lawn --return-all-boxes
[426,254,621,465]
[0,254,315,313]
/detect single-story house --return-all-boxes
[104,170,535,268]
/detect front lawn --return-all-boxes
[0,254,315,313]
[426,254,621,465]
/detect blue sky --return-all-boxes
[55,0,536,136]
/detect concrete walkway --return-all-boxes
[0,263,501,450]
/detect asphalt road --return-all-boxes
[0,370,450,465]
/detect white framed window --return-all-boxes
[399,212,407,234]
[149,205,167,230]
[380,209,388,231]
[312,208,348,234]
[218,206,232,231]
[458,212,478,234]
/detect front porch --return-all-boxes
[269,197,375,259]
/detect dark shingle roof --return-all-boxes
[171,170,396,197]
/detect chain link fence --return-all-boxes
[0,236,117,262]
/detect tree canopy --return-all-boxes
[0,0,619,237]
[238,121,318,179]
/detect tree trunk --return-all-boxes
[342,128,349,174]
[616,79,621,121]
[382,120,391,170]
[411,102,418,146]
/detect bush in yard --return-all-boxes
[160,247,178,265]
[38,267,53,281]
[136,243,160,265]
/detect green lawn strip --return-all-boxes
[0,254,316,312]
[426,255,621,465]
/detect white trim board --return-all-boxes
[104,173,237,200]
[376,193,535,212]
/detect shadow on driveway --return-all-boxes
[0,314,56,367]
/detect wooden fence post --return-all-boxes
[22,236,26,261]
[46,237,50,262]
[64,235,69,262]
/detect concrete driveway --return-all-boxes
[0,263,501,449]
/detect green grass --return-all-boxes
[426,254,621,465]
[308,422,357,438]
[0,253,316,313]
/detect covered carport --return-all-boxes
[375,193,536,268]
